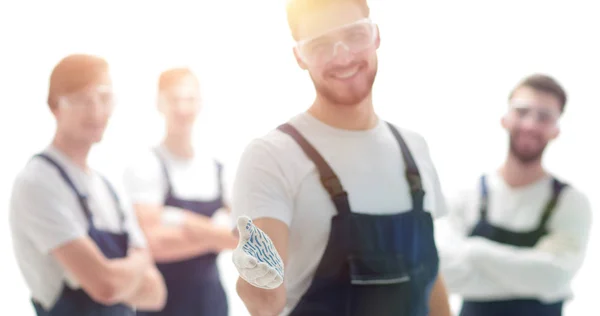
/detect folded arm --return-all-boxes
[123,154,237,263]
[122,249,167,310]
[134,204,238,263]
[462,189,592,297]
[53,238,159,306]
[11,176,164,309]
[467,234,586,296]
[435,199,514,298]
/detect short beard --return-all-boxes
[311,63,377,107]
[508,135,546,164]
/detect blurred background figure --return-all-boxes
[436,74,593,316]
[8,54,166,316]
[123,67,238,316]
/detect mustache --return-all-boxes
[513,130,543,140]
[326,62,365,75]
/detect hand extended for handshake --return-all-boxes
[232,216,284,290]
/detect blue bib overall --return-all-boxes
[279,122,440,316]
[459,175,567,316]
[31,154,134,316]
[136,151,228,316]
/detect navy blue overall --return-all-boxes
[136,150,228,316]
[31,153,134,316]
[460,175,568,316]
[278,122,440,316]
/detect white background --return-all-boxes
[0,1,597,315]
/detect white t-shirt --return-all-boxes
[122,145,228,207]
[231,112,448,315]
[436,172,593,303]
[9,146,147,310]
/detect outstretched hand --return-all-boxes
[232,216,284,290]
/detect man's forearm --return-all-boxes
[429,274,452,316]
[146,225,213,262]
[237,278,286,316]
[468,237,581,295]
[124,267,167,311]
[142,207,237,263]
[183,212,238,251]
[100,251,150,303]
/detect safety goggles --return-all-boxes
[58,85,115,112]
[295,18,378,66]
[508,100,561,127]
[158,90,201,109]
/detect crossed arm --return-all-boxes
[11,177,167,310]
[52,237,166,310]
[124,156,237,263]
[133,204,238,263]
[437,189,593,299]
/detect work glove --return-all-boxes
[232,216,284,289]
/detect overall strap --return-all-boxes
[479,174,489,220]
[34,153,94,225]
[538,177,569,230]
[277,123,351,215]
[385,122,425,211]
[99,176,128,232]
[215,160,224,203]
[153,148,174,196]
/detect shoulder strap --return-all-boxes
[153,148,174,195]
[99,176,128,231]
[385,122,425,211]
[215,160,224,201]
[277,123,351,215]
[33,153,94,224]
[538,177,569,229]
[479,174,489,220]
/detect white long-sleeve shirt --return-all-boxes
[436,172,592,303]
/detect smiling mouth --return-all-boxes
[330,64,362,80]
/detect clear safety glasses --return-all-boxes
[295,18,378,66]
[508,99,561,127]
[58,85,115,112]
[158,91,201,110]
